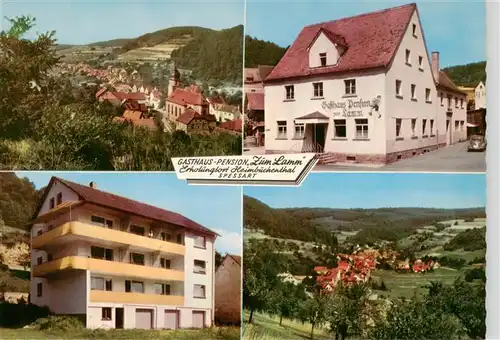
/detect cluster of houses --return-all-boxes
[62,61,242,134]
[244,3,487,165]
[314,253,378,291]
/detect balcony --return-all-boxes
[90,290,184,306]
[32,221,184,256]
[32,256,185,281]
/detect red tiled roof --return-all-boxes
[95,87,108,99]
[437,71,467,95]
[245,65,275,83]
[296,111,329,120]
[123,100,147,112]
[265,3,416,82]
[48,177,216,236]
[220,119,242,132]
[177,108,200,125]
[168,87,207,107]
[246,92,264,111]
[123,110,143,120]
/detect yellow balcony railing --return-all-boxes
[32,256,185,282]
[90,290,184,306]
[32,221,184,255]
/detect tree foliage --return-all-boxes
[443,61,486,87]
[443,227,486,251]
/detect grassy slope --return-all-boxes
[243,312,331,340]
[0,327,240,340]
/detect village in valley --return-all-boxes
[0,1,245,170]
[243,172,486,340]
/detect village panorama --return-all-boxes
[243,173,486,340]
[0,15,244,170]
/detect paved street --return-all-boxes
[315,142,486,172]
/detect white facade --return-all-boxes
[30,179,215,330]
[264,9,466,164]
[475,81,486,110]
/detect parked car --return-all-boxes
[468,135,486,152]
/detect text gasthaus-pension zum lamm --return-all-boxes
[176,156,305,179]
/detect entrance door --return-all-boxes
[164,310,179,330]
[115,308,124,329]
[135,309,153,329]
[313,124,326,151]
[192,311,205,328]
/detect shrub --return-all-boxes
[32,315,85,332]
[0,302,51,327]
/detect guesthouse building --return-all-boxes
[30,177,217,329]
[263,3,467,165]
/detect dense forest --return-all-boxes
[444,227,486,251]
[443,61,486,87]
[243,196,337,246]
[0,173,42,231]
[244,36,287,68]
[171,25,243,83]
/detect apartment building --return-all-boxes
[263,3,467,165]
[30,177,217,329]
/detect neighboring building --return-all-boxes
[30,177,217,329]
[244,65,274,93]
[475,81,486,110]
[433,54,468,145]
[166,87,210,123]
[214,254,241,325]
[175,108,216,133]
[263,3,466,165]
[212,104,241,123]
[277,273,308,286]
[457,85,475,104]
[97,90,146,106]
[219,119,242,134]
[467,107,487,136]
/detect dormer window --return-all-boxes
[319,53,327,67]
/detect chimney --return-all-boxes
[89,181,97,189]
[431,51,439,83]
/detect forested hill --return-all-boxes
[443,61,486,87]
[243,196,338,245]
[244,195,485,243]
[171,25,243,83]
[0,173,43,231]
[244,36,287,68]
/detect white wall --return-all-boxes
[475,82,486,109]
[384,10,439,153]
[183,232,214,327]
[308,32,341,68]
[437,89,468,143]
[265,70,387,155]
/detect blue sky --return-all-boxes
[244,173,486,209]
[2,0,244,45]
[245,0,486,67]
[15,172,242,255]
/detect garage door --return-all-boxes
[164,310,178,330]
[192,311,205,328]
[135,309,153,329]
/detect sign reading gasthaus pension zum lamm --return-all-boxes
[321,98,376,118]
[172,154,318,186]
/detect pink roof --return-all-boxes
[113,92,146,101]
[246,92,264,111]
[36,177,216,236]
[265,3,416,82]
[168,88,207,106]
[220,119,242,132]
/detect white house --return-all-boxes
[475,81,486,110]
[30,177,216,330]
[263,3,467,165]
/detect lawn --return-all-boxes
[243,311,331,340]
[370,268,464,299]
[0,327,240,340]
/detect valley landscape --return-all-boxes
[243,174,486,340]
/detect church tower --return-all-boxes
[167,61,180,97]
